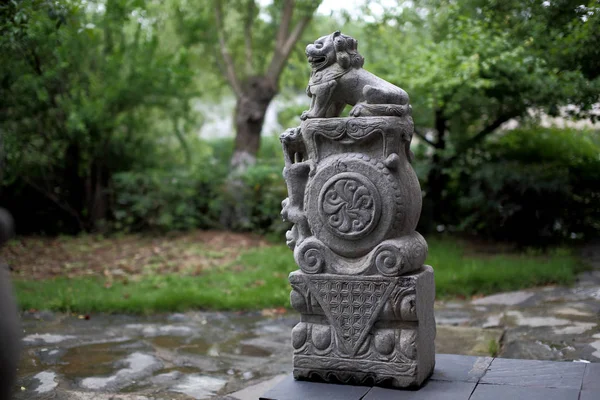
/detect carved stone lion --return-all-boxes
[301,31,410,120]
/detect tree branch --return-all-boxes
[244,0,256,75]
[266,14,312,83]
[172,117,191,164]
[460,113,516,151]
[276,0,294,47]
[444,112,517,166]
[23,177,85,231]
[214,1,243,97]
[414,128,436,147]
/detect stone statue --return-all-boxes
[302,31,409,120]
[280,31,435,388]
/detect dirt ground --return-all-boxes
[1,230,269,280]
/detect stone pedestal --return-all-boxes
[281,115,436,388]
[290,267,435,387]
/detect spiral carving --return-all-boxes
[374,245,404,276]
[295,239,327,274]
[318,172,381,241]
[322,178,375,235]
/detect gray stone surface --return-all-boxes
[480,358,586,389]
[301,31,409,120]
[471,291,535,306]
[430,354,492,383]
[259,375,371,400]
[363,381,477,400]
[583,362,600,390]
[280,31,435,388]
[262,356,596,399]
[470,384,580,400]
[230,374,287,400]
[580,390,600,400]
[15,312,297,399]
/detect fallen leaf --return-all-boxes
[261,307,287,317]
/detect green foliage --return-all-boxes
[218,136,288,233]
[487,339,499,357]
[13,236,584,313]
[110,136,286,234]
[427,237,583,297]
[0,0,199,232]
[362,0,599,137]
[173,0,323,90]
[356,0,599,237]
[112,168,222,232]
[239,163,289,234]
[449,128,600,244]
[1,0,598,247]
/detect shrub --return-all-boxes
[0,0,198,233]
[112,167,223,232]
[240,162,289,234]
[111,136,287,234]
[449,127,600,244]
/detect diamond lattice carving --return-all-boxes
[309,278,395,355]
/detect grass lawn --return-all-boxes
[5,232,586,314]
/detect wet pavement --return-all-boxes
[16,312,296,399]
[15,282,600,399]
[13,243,600,399]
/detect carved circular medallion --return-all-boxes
[318,173,381,240]
[305,153,400,258]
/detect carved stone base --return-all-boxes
[289,266,435,388]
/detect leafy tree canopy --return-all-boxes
[0,0,200,231]
[360,0,599,152]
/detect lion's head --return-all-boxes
[305,31,365,71]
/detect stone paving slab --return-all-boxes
[259,355,597,400]
[479,357,586,389]
[230,375,287,400]
[430,354,492,383]
[363,381,477,400]
[259,375,372,400]
[583,362,600,391]
[580,390,600,400]
[469,384,580,400]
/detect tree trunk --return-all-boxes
[230,76,277,172]
[65,143,110,233]
[85,160,110,232]
[426,109,449,228]
[65,143,86,232]
[222,76,277,229]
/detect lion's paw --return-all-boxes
[349,104,365,117]
[300,111,310,120]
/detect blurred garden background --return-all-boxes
[1,0,599,313]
